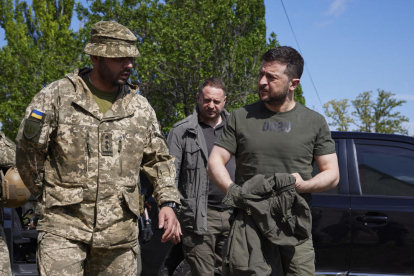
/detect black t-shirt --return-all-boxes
[215,101,335,204]
[199,116,236,208]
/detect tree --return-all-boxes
[76,0,282,131]
[0,0,83,139]
[323,89,409,135]
[323,99,354,131]
[352,89,409,135]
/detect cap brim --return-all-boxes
[84,42,140,58]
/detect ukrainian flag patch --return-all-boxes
[30,109,43,120]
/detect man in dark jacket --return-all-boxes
[207,47,339,275]
[168,78,236,275]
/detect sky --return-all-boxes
[264,0,414,134]
[1,0,413,134]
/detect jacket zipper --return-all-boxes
[86,131,91,172]
[118,135,123,175]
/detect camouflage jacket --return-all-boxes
[0,132,16,169]
[16,68,180,248]
[1,132,16,225]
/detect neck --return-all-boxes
[200,113,223,128]
[264,92,296,112]
[89,69,118,92]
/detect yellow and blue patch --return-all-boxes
[30,110,43,120]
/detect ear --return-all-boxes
[223,96,227,104]
[290,78,300,91]
[196,93,200,102]
[90,55,99,67]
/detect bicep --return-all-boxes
[315,153,338,172]
[209,145,233,166]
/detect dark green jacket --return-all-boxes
[167,108,230,241]
[222,173,312,276]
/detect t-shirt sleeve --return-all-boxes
[313,116,336,156]
[215,111,237,155]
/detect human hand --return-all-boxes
[158,207,182,244]
[291,173,308,193]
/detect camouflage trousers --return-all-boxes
[0,227,12,276]
[37,232,141,276]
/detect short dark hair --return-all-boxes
[262,46,304,80]
[199,78,226,96]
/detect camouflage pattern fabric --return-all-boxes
[0,132,14,275]
[84,21,140,58]
[16,67,180,249]
[0,132,15,169]
[37,232,140,276]
[0,227,12,276]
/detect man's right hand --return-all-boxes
[158,206,182,244]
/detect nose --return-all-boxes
[259,75,268,86]
[124,57,133,69]
[208,101,215,109]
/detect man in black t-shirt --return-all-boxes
[207,47,339,275]
[167,78,236,275]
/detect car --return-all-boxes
[5,131,414,275]
[141,131,414,276]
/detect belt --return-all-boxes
[208,205,232,212]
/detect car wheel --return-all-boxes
[172,259,191,276]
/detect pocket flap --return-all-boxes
[185,144,200,154]
[45,185,83,208]
[123,190,141,218]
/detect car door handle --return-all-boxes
[355,215,387,225]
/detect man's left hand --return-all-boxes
[292,173,308,193]
[158,207,182,244]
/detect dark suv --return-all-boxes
[5,131,414,275]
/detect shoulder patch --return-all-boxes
[23,118,42,140]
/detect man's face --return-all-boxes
[257,61,292,106]
[197,86,226,121]
[97,57,133,87]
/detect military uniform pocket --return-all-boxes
[22,110,54,148]
[178,198,196,230]
[122,189,141,218]
[49,125,87,184]
[44,185,83,208]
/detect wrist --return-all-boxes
[159,202,178,214]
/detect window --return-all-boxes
[356,144,414,197]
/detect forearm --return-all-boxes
[141,155,181,207]
[143,110,181,208]
[300,169,339,193]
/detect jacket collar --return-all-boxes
[65,68,139,121]
[186,107,230,134]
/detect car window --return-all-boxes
[312,140,339,194]
[355,144,414,197]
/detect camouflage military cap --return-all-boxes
[84,21,140,58]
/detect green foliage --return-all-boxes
[352,89,409,135]
[294,83,305,106]
[324,89,409,135]
[76,0,280,132]
[0,0,83,139]
[323,99,354,131]
[1,0,307,137]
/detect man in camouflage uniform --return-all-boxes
[0,132,16,276]
[16,21,182,276]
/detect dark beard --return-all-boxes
[97,59,130,87]
[260,86,289,106]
